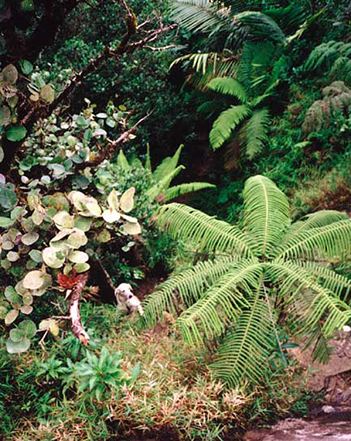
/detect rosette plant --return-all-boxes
[143,175,351,388]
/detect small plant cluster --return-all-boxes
[0,186,141,354]
[0,62,58,150]
[17,100,129,189]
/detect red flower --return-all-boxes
[57,270,86,289]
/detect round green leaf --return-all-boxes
[19,319,37,338]
[9,328,24,342]
[20,305,33,315]
[6,126,27,142]
[2,64,18,84]
[97,229,111,243]
[67,229,88,248]
[21,232,39,246]
[7,251,20,262]
[5,309,19,325]
[74,216,93,232]
[74,262,90,273]
[0,217,14,228]
[19,60,33,75]
[22,293,33,305]
[6,337,31,354]
[121,221,142,235]
[23,270,46,290]
[29,249,42,263]
[42,247,65,269]
[5,286,21,304]
[68,250,89,264]
[40,84,55,104]
[120,187,135,213]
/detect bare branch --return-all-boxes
[69,272,90,345]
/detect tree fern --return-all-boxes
[241,108,270,159]
[304,41,351,85]
[143,257,238,326]
[164,182,216,202]
[243,175,290,257]
[209,104,251,149]
[207,77,248,102]
[276,220,351,261]
[177,260,262,343]
[157,203,253,257]
[170,0,228,35]
[143,175,351,389]
[211,292,275,387]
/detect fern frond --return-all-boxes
[116,150,130,171]
[242,108,270,159]
[177,260,262,344]
[267,261,351,338]
[282,210,349,247]
[243,175,290,258]
[211,291,275,387]
[142,257,237,326]
[145,144,152,172]
[207,77,248,102]
[210,104,251,149]
[294,261,351,300]
[153,145,184,183]
[147,165,185,200]
[304,41,351,72]
[171,0,228,34]
[164,182,216,202]
[276,220,351,261]
[157,203,254,257]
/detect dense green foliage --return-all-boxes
[144,175,351,386]
[0,0,351,439]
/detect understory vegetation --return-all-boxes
[0,0,350,440]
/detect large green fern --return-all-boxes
[206,76,273,157]
[143,175,351,388]
[117,146,215,202]
[304,41,351,85]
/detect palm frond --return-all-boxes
[177,260,262,344]
[265,4,308,34]
[142,257,237,326]
[207,77,248,102]
[211,290,275,387]
[276,220,351,261]
[243,175,290,258]
[235,11,285,44]
[164,182,216,202]
[157,203,254,257]
[241,108,270,159]
[171,0,228,34]
[171,52,240,88]
[210,104,251,149]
